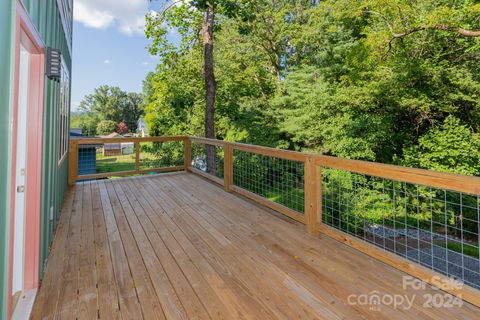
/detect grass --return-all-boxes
[265,187,305,213]
[233,180,305,213]
[95,148,184,174]
[442,242,480,258]
[96,153,136,173]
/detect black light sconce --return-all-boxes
[46,47,62,80]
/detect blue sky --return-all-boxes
[71,0,169,111]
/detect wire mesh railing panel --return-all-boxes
[78,143,137,177]
[233,150,305,214]
[321,168,480,289]
[139,141,184,170]
[191,142,224,179]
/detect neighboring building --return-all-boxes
[101,132,123,156]
[0,1,73,319]
[121,142,135,155]
[100,132,134,156]
[70,127,83,136]
[137,117,148,137]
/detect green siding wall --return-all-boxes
[21,0,72,276]
[0,2,15,319]
[0,1,72,319]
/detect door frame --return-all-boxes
[7,1,45,317]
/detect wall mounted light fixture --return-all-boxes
[46,47,62,80]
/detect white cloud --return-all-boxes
[73,0,149,35]
[104,59,111,64]
[142,61,149,65]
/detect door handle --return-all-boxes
[17,186,25,193]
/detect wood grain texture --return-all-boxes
[183,138,192,171]
[76,166,184,181]
[189,137,307,162]
[191,136,480,195]
[231,185,306,223]
[223,144,233,192]
[71,136,188,144]
[317,224,480,308]
[32,173,480,319]
[314,154,480,194]
[69,137,186,184]
[68,141,78,186]
[70,135,480,194]
[189,136,227,147]
[135,141,140,173]
[304,157,320,235]
[189,166,225,186]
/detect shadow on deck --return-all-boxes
[31,172,480,319]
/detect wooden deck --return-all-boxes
[31,172,479,319]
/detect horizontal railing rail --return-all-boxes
[186,137,480,306]
[315,155,480,195]
[68,136,188,185]
[67,135,480,306]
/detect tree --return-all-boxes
[146,0,254,174]
[117,121,129,134]
[96,120,117,135]
[124,93,145,132]
[325,0,480,55]
[79,85,127,123]
[401,116,480,176]
[71,111,99,136]
[75,85,145,135]
[142,0,480,176]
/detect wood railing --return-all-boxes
[68,135,480,306]
[68,136,188,186]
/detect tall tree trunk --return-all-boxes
[203,2,216,175]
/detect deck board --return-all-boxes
[32,172,480,319]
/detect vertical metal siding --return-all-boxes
[21,0,73,278]
[0,1,72,317]
[0,2,15,319]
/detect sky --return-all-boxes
[71,0,168,111]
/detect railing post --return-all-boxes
[224,143,233,192]
[305,156,321,236]
[135,141,140,173]
[68,140,78,187]
[184,137,192,172]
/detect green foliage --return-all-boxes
[326,0,480,56]
[96,153,136,173]
[444,241,479,258]
[140,141,184,169]
[146,0,255,58]
[75,85,145,136]
[233,151,305,212]
[70,111,98,136]
[144,17,280,145]
[322,169,479,238]
[143,0,480,176]
[140,0,480,269]
[96,120,117,135]
[402,116,480,175]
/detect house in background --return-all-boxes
[136,117,148,137]
[100,132,123,156]
[69,127,83,136]
[100,132,134,156]
[0,1,73,319]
